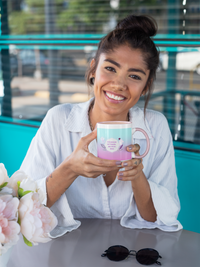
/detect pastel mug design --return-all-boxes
[97,121,150,161]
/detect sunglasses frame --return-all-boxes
[101,245,162,265]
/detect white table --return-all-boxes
[7,219,200,267]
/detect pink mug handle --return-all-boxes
[131,128,150,159]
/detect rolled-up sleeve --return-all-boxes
[121,113,183,232]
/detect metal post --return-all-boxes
[164,0,179,137]
[180,94,185,140]
[0,0,12,117]
[45,0,59,108]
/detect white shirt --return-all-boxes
[20,99,183,237]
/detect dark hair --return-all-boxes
[86,15,160,112]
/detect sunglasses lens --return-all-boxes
[136,248,159,265]
[106,245,129,261]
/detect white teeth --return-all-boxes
[106,92,124,101]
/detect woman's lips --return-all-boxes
[104,91,126,103]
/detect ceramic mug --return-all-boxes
[97,121,150,161]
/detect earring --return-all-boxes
[90,77,95,85]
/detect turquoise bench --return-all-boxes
[0,120,199,233]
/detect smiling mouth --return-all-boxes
[104,91,126,101]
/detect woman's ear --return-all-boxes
[90,58,95,68]
[89,59,96,85]
[142,88,148,96]
[141,86,148,96]
[142,79,152,96]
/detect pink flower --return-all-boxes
[18,192,57,245]
[0,195,20,255]
[6,170,29,197]
[1,164,58,251]
[6,170,45,202]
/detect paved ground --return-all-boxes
[10,70,200,115]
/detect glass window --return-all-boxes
[1,0,200,147]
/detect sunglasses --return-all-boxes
[101,245,162,265]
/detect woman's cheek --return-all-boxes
[97,72,109,83]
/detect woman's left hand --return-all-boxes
[117,144,144,181]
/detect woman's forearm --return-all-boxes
[131,172,157,222]
[46,159,77,208]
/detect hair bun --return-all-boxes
[116,15,157,37]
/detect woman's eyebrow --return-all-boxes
[128,68,146,75]
[104,58,120,68]
[104,58,146,75]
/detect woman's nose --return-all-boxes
[110,79,128,91]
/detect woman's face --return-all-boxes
[92,45,150,120]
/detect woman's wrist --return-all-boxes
[59,156,79,184]
[46,158,78,207]
[130,171,157,222]
[131,170,146,189]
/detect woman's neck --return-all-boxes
[88,99,129,131]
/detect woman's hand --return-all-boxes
[117,144,143,181]
[46,129,122,207]
[116,143,157,222]
[65,129,122,179]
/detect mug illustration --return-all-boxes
[100,137,124,152]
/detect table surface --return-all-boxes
[7,219,200,267]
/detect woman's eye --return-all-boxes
[105,66,116,72]
[130,74,141,80]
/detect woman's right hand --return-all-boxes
[65,129,122,179]
[46,129,122,207]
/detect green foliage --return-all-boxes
[24,0,45,8]
[0,182,8,190]
[23,235,33,247]
[18,188,33,198]
[56,0,112,33]
[8,0,168,34]
[8,0,112,34]
[9,11,45,34]
[17,181,33,198]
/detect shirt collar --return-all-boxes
[65,98,93,137]
[65,99,153,139]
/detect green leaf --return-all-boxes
[17,181,21,188]
[23,190,33,195]
[23,235,33,247]
[18,188,24,198]
[18,215,21,226]
[0,182,8,190]
[18,187,33,198]
[16,181,21,198]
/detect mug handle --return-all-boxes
[131,128,150,159]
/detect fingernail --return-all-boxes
[123,162,128,166]
[128,146,132,150]
[115,161,122,165]
[118,172,123,176]
[118,176,123,180]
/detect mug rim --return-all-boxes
[97,121,132,129]
[97,121,131,125]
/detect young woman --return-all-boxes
[20,15,182,237]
